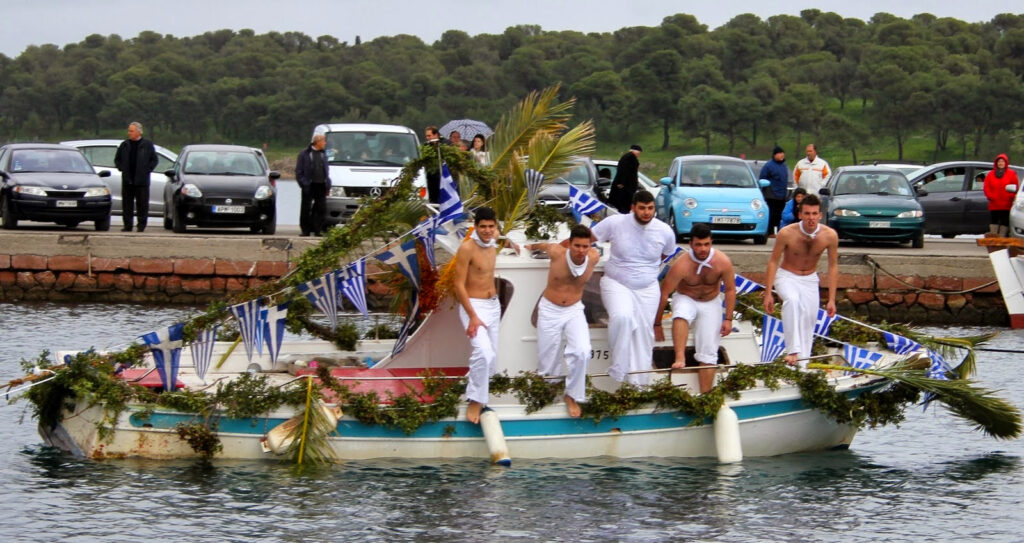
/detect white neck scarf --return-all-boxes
[470,229,497,248]
[689,248,715,275]
[567,253,588,278]
[799,221,821,239]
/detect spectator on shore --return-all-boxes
[608,144,643,214]
[759,145,789,236]
[983,153,1020,237]
[794,144,831,195]
[295,133,330,237]
[113,121,159,232]
[780,187,807,229]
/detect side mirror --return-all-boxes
[758,179,770,188]
[0,170,9,181]
[268,171,281,180]
[819,187,831,196]
[916,188,929,197]
[659,176,672,186]
[1006,184,1018,194]
[97,170,111,178]
[164,168,176,179]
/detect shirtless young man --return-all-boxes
[653,223,736,394]
[762,194,839,368]
[525,225,600,417]
[453,207,501,424]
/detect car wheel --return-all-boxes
[163,207,173,230]
[667,210,684,243]
[752,235,768,245]
[261,219,276,235]
[60,221,80,228]
[1,195,17,229]
[172,205,187,233]
[911,231,925,249]
[941,233,956,239]
[95,216,110,231]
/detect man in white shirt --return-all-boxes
[590,191,677,386]
[794,143,831,195]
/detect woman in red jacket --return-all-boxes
[983,153,1020,237]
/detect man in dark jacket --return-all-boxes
[608,144,643,214]
[114,122,159,232]
[295,133,331,236]
[759,146,789,236]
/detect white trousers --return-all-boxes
[601,275,660,385]
[775,268,819,366]
[671,292,723,365]
[536,297,591,402]
[459,297,501,405]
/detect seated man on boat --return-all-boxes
[590,190,678,385]
[654,223,737,394]
[454,207,502,424]
[526,224,601,417]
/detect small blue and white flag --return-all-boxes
[377,239,421,290]
[923,349,953,409]
[338,259,369,317]
[524,168,545,207]
[569,185,606,223]
[189,325,218,382]
[882,331,922,355]
[297,271,341,330]
[437,163,464,223]
[413,217,439,269]
[843,343,883,374]
[229,298,264,362]
[392,291,421,356]
[813,309,838,338]
[761,315,787,363]
[140,322,185,391]
[658,246,684,281]
[734,274,763,295]
[262,301,290,366]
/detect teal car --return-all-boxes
[819,166,925,248]
[655,155,770,244]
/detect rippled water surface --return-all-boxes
[1,303,1022,542]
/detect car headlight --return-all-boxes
[14,186,47,196]
[683,197,698,209]
[750,199,764,210]
[255,186,274,200]
[833,208,861,217]
[896,209,923,218]
[329,186,346,198]
[181,184,203,198]
[84,187,110,197]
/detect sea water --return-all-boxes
[1,302,1021,542]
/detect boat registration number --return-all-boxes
[589,350,609,360]
[868,220,890,228]
[213,205,245,214]
[56,200,77,208]
[711,216,741,224]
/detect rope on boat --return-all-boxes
[863,255,997,295]
[3,371,57,402]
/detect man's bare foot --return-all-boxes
[784,353,799,366]
[564,395,581,418]
[466,401,484,424]
[671,360,687,369]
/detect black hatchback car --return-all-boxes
[163,145,280,234]
[0,143,112,230]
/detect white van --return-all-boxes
[311,123,426,224]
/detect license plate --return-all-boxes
[711,216,741,224]
[868,220,890,228]
[213,205,245,214]
[56,200,77,208]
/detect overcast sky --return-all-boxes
[2,0,1018,58]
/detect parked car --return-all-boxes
[62,139,177,217]
[593,158,657,202]
[858,160,926,177]
[819,166,925,248]
[655,155,769,244]
[908,161,1024,238]
[163,144,279,234]
[536,157,608,217]
[0,143,112,230]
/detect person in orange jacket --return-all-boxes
[983,153,1020,237]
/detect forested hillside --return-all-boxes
[1,10,1021,164]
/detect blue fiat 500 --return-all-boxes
[655,155,770,244]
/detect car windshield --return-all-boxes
[323,131,419,166]
[678,161,755,187]
[834,172,912,196]
[556,163,592,186]
[185,151,263,175]
[9,149,94,174]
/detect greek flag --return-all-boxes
[437,163,464,223]
[525,168,545,207]
[297,271,341,330]
[338,259,369,317]
[412,217,439,269]
[377,239,421,290]
[882,331,922,355]
[843,343,883,374]
[923,350,952,409]
[761,315,787,363]
[229,298,264,362]
[569,185,606,223]
[658,246,683,281]
[189,325,218,382]
[393,292,421,356]
[262,301,290,366]
[814,309,838,338]
[140,322,185,391]
[734,274,763,295]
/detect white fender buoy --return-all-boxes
[713,404,743,463]
[479,408,511,466]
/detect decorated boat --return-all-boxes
[980,237,1024,328]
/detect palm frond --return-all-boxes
[896,329,997,378]
[489,85,574,173]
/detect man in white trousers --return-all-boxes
[453,207,501,424]
[590,190,678,385]
[763,194,839,367]
[526,224,600,417]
